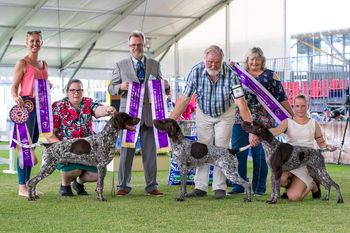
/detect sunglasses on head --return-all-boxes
[27,31,42,35]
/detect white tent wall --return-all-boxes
[158,7,226,79]
[159,0,286,80]
[230,0,286,61]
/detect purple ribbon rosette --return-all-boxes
[9,105,35,168]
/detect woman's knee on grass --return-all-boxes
[286,189,304,201]
[286,177,308,201]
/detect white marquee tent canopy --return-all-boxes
[0,0,233,72]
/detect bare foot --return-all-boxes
[18,184,29,197]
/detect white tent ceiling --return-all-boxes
[0,0,232,71]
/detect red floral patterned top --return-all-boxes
[52,97,101,140]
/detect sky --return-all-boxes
[287,0,350,34]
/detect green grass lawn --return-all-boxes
[1,147,350,233]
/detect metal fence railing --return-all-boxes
[265,54,350,112]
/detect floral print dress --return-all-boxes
[52,97,101,172]
[53,97,100,140]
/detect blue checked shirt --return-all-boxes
[183,61,242,118]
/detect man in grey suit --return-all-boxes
[108,30,167,196]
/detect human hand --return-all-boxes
[249,133,260,147]
[326,144,337,152]
[105,106,116,116]
[121,81,129,91]
[14,96,24,107]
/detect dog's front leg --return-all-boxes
[177,164,187,201]
[267,172,279,204]
[28,162,56,201]
[28,176,40,201]
[95,164,107,201]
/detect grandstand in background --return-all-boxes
[266,28,350,113]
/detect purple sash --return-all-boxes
[17,124,35,168]
[9,106,35,168]
[233,64,291,123]
[121,82,145,148]
[148,79,171,153]
[34,79,53,137]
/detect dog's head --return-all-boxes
[242,121,271,141]
[112,112,140,130]
[153,118,182,141]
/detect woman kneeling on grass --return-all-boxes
[270,94,337,201]
[46,79,116,197]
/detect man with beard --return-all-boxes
[170,45,253,199]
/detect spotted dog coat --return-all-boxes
[153,119,251,202]
[27,112,140,201]
[242,121,343,204]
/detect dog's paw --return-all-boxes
[176,197,185,201]
[28,196,36,201]
[97,197,107,202]
[244,198,251,202]
[266,199,277,204]
[338,198,344,204]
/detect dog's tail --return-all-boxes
[228,145,251,156]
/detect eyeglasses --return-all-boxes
[69,89,83,94]
[129,43,144,48]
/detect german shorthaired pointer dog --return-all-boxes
[27,112,140,201]
[153,118,251,202]
[242,121,343,204]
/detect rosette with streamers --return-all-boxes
[9,105,35,169]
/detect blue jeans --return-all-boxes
[17,97,38,185]
[230,124,267,194]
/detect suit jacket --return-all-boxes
[108,56,162,127]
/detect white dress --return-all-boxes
[285,118,316,188]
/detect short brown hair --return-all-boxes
[66,79,83,93]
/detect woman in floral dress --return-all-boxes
[47,79,116,196]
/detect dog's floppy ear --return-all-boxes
[243,121,252,126]
[114,112,140,130]
[113,112,127,128]
[241,121,252,132]
[153,119,166,130]
[167,125,176,136]
[166,120,180,137]
[252,121,266,134]
[190,142,208,159]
